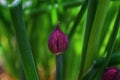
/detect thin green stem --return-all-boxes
[68,0,88,40]
[63,1,87,78]
[80,0,110,79]
[98,3,119,57]
[81,52,120,80]
[82,67,97,80]
[8,0,39,80]
[56,54,62,80]
[105,8,120,67]
[78,0,97,79]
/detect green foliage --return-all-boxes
[0,0,120,80]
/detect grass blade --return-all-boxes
[82,0,110,76]
[78,0,97,79]
[98,2,120,57]
[105,8,120,67]
[8,0,40,80]
[68,0,88,40]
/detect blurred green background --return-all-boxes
[0,0,120,80]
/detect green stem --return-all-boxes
[56,54,62,80]
[105,8,120,67]
[81,52,120,80]
[8,0,39,80]
[68,0,88,40]
[78,0,97,79]
[80,0,110,79]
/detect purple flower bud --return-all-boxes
[102,67,119,80]
[48,23,68,55]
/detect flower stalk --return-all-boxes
[48,22,68,80]
[56,54,62,80]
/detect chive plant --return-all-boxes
[0,0,120,80]
[48,22,69,80]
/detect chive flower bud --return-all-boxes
[48,23,68,55]
[102,67,119,80]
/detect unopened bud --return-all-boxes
[48,23,68,55]
[102,67,119,80]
